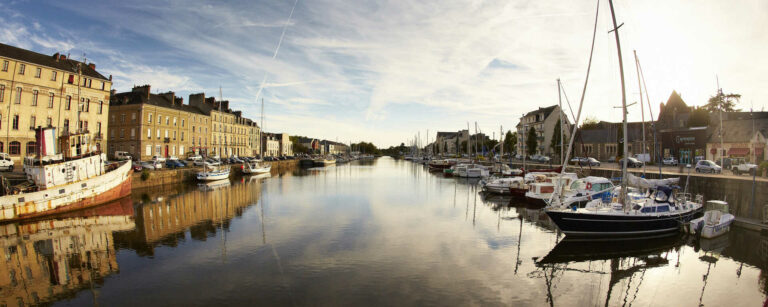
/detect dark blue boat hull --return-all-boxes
[545,207,703,237]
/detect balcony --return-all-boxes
[164,137,170,143]
[94,133,103,141]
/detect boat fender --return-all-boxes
[586,182,592,190]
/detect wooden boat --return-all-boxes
[0,128,132,222]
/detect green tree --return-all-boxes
[460,140,468,154]
[687,106,710,127]
[526,127,537,156]
[503,131,517,155]
[706,91,741,112]
[550,119,562,157]
[580,116,600,130]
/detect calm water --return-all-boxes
[2,157,767,306]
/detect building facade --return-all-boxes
[0,43,112,163]
[189,93,259,158]
[262,133,280,157]
[516,105,572,157]
[109,85,207,161]
[433,130,469,155]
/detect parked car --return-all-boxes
[151,155,167,163]
[232,157,244,163]
[662,157,678,166]
[695,160,722,174]
[618,157,643,168]
[0,153,14,171]
[730,158,757,175]
[140,161,161,170]
[580,157,600,166]
[187,155,203,162]
[205,159,221,166]
[132,163,143,172]
[166,160,185,169]
[193,159,207,167]
[114,151,132,161]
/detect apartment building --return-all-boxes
[0,43,112,163]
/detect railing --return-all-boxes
[164,137,170,143]
[94,133,103,140]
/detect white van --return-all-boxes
[0,153,13,171]
[115,151,132,161]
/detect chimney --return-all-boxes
[132,85,151,100]
[53,52,60,61]
[59,54,66,61]
[161,91,175,105]
[221,100,229,111]
[188,93,205,108]
[88,63,96,70]
[109,74,112,81]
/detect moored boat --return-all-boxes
[242,160,271,175]
[0,128,133,222]
[686,200,734,239]
[197,164,231,181]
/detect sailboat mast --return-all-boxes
[557,78,563,165]
[607,0,629,207]
[634,50,647,177]
[260,98,264,158]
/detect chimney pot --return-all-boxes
[59,54,66,61]
[53,52,60,61]
[88,63,96,70]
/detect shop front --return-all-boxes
[660,128,709,165]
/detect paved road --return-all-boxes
[508,160,768,182]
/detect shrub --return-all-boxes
[141,169,150,181]
[760,161,768,177]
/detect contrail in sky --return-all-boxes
[254,0,300,103]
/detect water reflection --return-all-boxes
[0,198,134,306]
[5,157,765,306]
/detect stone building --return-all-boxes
[573,121,656,162]
[273,133,293,156]
[262,133,280,157]
[516,105,572,157]
[707,115,768,164]
[109,85,207,160]
[433,130,469,155]
[0,43,112,164]
[189,93,259,158]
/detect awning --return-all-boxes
[728,148,750,156]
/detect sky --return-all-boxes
[2,0,766,147]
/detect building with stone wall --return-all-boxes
[0,43,112,164]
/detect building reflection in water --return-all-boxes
[115,175,266,255]
[0,197,135,306]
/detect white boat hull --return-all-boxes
[197,170,231,181]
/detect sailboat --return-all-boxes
[544,0,703,237]
[243,98,271,175]
[198,89,232,181]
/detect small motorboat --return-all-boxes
[524,173,579,207]
[481,177,525,195]
[242,160,271,175]
[686,200,735,239]
[197,165,231,181]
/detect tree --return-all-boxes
[550,119,562,157]
[580,116,600,130]
[460,140,468,153]
[706,91,741,112]
[526,127,537,156]
[443,142,447,153]
[503,131,517,155]
[289,136,310,154]
[687,106,710,127]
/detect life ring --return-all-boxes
[586,182,593,190]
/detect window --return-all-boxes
[101,81,105,90]
[158,115,161,124]
[18,64,25,75]
[26,142,35,155]
[173,131,176,140]
[29,116,35,129]
[87,79,92,88]
[119,129,124,138]
[156,129,160,138]
[181,132,184,141]
[131,128,135,139]
[181,119,185,127]
[164,130,168,138]
[48,93,54,108]
[147,128,151,139]
[120,114,125,123]
[0,85,4,102]
[9,141,20,155]
[51,71,57,81]
[34,67,41,78]
[173,117,177,126]
[110,129,115,138]
[14,87,21,104]
[0,142,3,152]
[1,60,7,72]
[46,117,52,127]
[85,99,90,112]
[155,145,161,154]
[12,115,18,130]
[97,122,101,133]
[146,145,152,156]
[98,101,103,114]
[65,96,71,110]
[68,74,74,84]
[166,117,169,125]
[32,90,38,106]
[131,112,136,122]
[63,119,69,131]
[148,113,152,123]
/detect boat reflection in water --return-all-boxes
[0,197,135,306]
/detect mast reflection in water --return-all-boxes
[3,157,768,306]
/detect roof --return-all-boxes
[0,43,109,80]
[524,105,557,118]
[436,131,458,138]
[708,118,768,143]
[110,91,206,115]
[576,121,650,143]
